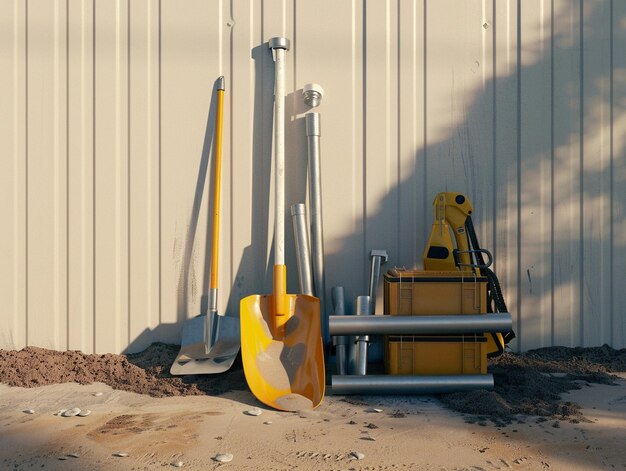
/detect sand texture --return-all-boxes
[0,344,624,470]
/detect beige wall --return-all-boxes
[1,0,624,354]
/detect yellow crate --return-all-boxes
[385,335,488,375]
[383,268,489,375]
[384,268,487,316]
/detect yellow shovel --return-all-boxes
[240,38,325,411]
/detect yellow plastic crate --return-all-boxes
[383,268,488,375]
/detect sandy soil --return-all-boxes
[0,376,624,470]
[1,344,625,470]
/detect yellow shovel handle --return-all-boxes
[210,81,225,291]
[273,264,289,320]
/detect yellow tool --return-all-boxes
[170,76,240,375]
[422,192,515,356]
[240,38,325,411]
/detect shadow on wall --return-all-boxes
[125,3,625,354]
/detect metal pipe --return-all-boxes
[269,37,289,267]
[291,204,314,295]
[331,374,494,395]
[329,313,513,336]
[355,296,372,375]
[368,250,388,313]
[306,112,328,351]
[331,287,347,375]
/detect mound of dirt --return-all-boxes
[0,343,246,397]
[1,343,624,426]
[440,345,625,426]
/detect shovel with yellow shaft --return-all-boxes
[240,38,325,412]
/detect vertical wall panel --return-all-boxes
[398,0,425,269]
[364,0,399,312]
[612,1,626,348]
[127,0,161,351]
[519,0,553,350]
[552,0,581,347]
[493,0,520,349]
[26,0,68,350]
[1,1,624,353]
[67,0,94,353]
[94,0,129,353]
[581,1,612,347]
[0,0,27,349]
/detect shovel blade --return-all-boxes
[240,293,325,411]
[170,314,240,375]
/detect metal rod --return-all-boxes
[355,296,371,375]
[368,250,388,313]
[331,374,494,395]
[291,204,314,295]
[329,313,513,336]
[306,112,328,351]
[269,38,289,267]
[331,287,347,375]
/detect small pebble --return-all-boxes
[67,453,80,459]
[23,409,35,414]
[263,420,272,425]
[213,453,234,463]
[372,408,383,413]
[171,460,183,468]
[55,409,67,416]
[62,408,82,417]
[113,452,129,457]
[93,392,103,397]
[351,451,365,460]
[245,408,262,416]
[77,410,91,417]
[58,457,68,461]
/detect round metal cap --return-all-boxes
[303,83,324,96]
[268,37,290,50]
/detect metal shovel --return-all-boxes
[170,77,240,375]
[240,38,325,411]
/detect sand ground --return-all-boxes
[0,375,624,471]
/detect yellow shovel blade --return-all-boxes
[240,293,325,411]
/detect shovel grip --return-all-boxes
[273,264,289,318]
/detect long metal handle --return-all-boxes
[291,204,314,295]
[329,313,513,335]
[272,47,286,266]
[306,112,328,348]
[331,374,494,395]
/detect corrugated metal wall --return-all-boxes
[1,0,624,354]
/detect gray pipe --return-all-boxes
[329,313,512,336]
[331,374,494,395]
[355,296,372,375]
[331,287,348,375]
[306,112,328,351]
[291,204,314,296]
[368,250,388,313]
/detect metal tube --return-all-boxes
[331,374,494,395]
[355,296,371,375]
[269,39,288,267]
[306,112,328,350]
[329,313,513,336]
[367,250,387,313]
[331,287,347,375]
[291,204,314,295]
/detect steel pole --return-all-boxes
[331,374,494,395]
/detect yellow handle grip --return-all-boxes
[210,87,224,290]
